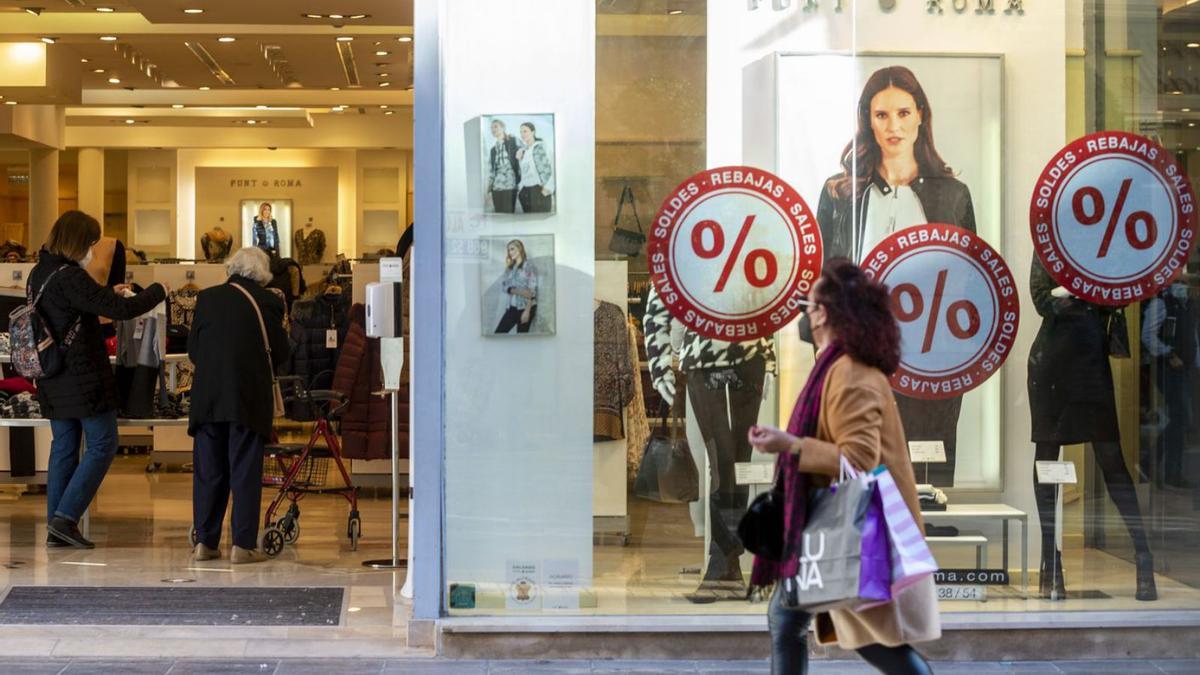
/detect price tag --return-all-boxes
[648,166,823,340]
[133,318,145,340]
[326,329,338,348]
[937,585,986,601]
[380,257,404,283]
[1030,131,1198,305]
[909,441,947,464]
[735,462,774,485]
[1036,460,1078,484]
[862,225,1020,400]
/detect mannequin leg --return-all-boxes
[1033,442,1065,598]
[1090,441,1150,554]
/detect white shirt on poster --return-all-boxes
[860,183,927,262]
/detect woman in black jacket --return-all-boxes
[188,247,289,564]
[815,65,976,488]
[32,211,166,549]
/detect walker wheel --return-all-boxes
[348,516,361,552]
[280,517,300,544]
[260,527,285,557]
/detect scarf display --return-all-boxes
[749,341,846,595]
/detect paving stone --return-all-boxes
[61,661,173,675]
[167,660,279,674]
[274,660,384,675]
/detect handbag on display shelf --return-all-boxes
[607,184,646,258]
[1107,307,1132,359]
[231,283,286,418]
[633,381,699,504]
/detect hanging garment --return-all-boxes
[332,304,403,460]
[294,228,327,265]
[286,291,351,420]
[594,301,634,441]
[625,320,650,482]
[114,298,167,418]
[201,227,233,263]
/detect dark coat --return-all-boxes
[30,250,166,420]
[188,275,290,440]
[817,172,977,262]
[1027,259,1121,443]
[285,292,351,420]
[332,304,405,460]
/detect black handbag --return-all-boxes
[607,184,646,257]
[634,394,699,504]
[738,479,784,562]
[1107,307,1131,358]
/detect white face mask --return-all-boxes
[79,248,94,268]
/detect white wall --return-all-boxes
[709,2,1067,559]
[441,0,596,602]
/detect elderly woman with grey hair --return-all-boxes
[187,247,290,564]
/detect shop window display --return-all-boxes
[437,0,1200,621]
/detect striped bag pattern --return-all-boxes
[875,466,938,590]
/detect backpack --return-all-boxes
[8,265,81,380]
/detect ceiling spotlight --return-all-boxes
[397,36,413,43]
[1174,90,1185,95]
[305,14,322,19]
[171,104,184,109]
[4,101,16,106]
[23,8,42,16]
[1190,43,1200,48]
[330,87,340,91]
[380,105,389,109]
[108,77,121,84]
[329,14,344,19]
[379,72,390,78]
[246,119,257,125]
[218,36,236,43]
[100,36,118,42]
[92,68,105,73]
[80,58,89,63]
[96,7,115,12]
[350,14,367,19]
[336,36,354,42]
[41,37,56,45]
[375,51,390,56]
[667,8,684,15]
[184,8,204,14]
[124,119,135,125]
[1185,108,1193,112]
[384,110,394,116]
[199,86,211,90]
[379,81,390,87]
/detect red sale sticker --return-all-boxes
[647,166,823,341]
[862,224,1019,400]
[1030,131,1198,305]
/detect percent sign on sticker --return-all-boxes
[891,268,981,354]
[1071,178,1157,258]
[690,215,779,292]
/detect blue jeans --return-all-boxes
[48,411,119,523]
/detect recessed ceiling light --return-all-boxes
[100,36,118,42]
[1185,108,1193,112]
[397,36,413,43]
[256,105,268,109]
[336,36,354,42]
[184,8,204,14]
[384,110,394,116]
[108,77,121,84]
[4,101,16,106]
[1174,90,1185,95]
[246,120,257,125]
[199,86,211,90]
[218,36,236,43]
[23,8,41,16]
[350,14,367,19]
[329,14,344,19]
[375,51,390,56]
[330,87,340,91]
[1190,43,1200,48]
[379,104,389,109]
[80,58,90,63]
[124,119,135,124]
[96,7,115,12]
[667,8,684,15]
[379,72,390,78]
[379,81,390,87]
[305,14,322,19]
[93,68,105,73]
[172,104,184,109]
[41,37,56,45]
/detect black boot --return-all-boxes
[45,532,70,548]
[47,516,94,549]
[1040,549,1066,600]
[1136,552,1158,601]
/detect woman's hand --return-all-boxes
[113,284,132,296]
[520,308,531,325]
[748,425,798,455]
[541,187,550,197]
[516,148,525,160]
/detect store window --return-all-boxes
[439,0,1200,619]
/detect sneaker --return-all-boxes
[47,517,94,549]
[193,543,221,561]
[231,546,269,564]
[45,533,70,548]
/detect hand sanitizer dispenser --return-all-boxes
[366,279,404,391]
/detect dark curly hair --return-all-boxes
[814,258,901,375]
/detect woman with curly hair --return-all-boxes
[749,259,940,675]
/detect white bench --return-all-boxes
[926,534,988,569]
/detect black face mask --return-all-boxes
[797,312,814,344]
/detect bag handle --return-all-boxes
[230,282,276,375]
[613,185,643,233]
[839,454,862,483]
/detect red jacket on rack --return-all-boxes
[331,304,408,460]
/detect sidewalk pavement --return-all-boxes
[1,658,1196,674]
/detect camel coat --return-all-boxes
[794,354,942,650]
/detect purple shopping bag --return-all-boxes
[855,478,893,611]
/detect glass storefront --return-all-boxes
[428,0,1200,622]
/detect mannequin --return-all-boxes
[644,285,775,602]
[1027,259,1156,601]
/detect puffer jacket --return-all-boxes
[30,250,166,420]
[285,292,351,420]
[331,304,406,460]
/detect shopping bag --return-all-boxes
[855,472,894,611]
[875,466,938,590]
[607,185,646,257]
[633,401,699,504]
[779,458,882,613]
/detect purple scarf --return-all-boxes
[749,342,845,595]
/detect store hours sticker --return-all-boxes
[648,166,823,341]
[1030,131,1198,305]
[862,225,1019,400]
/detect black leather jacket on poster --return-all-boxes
[816,171,977,262]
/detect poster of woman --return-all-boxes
[480,235,556,336]
[481,114,556,215]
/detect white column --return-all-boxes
[28,148,59,249]
[77,148,105,227]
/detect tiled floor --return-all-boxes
[0,659,1193,674]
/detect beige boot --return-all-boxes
[193,543,221,561]
[231,546,270,564]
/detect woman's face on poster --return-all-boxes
[869,86,921,160]
[491,120,505,139]
[507,242,522,262]
[519,125,534,145]
[260,204,272,221]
